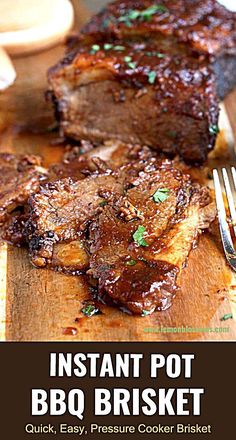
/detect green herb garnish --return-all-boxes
[118,4,168,26]
[90,44,100,54]
[146,51,165,58]
[118,9,140,26]
[127,61,137,69]
[103,43,113,50]
[141,4,167,20]
[81,304,100,317]
[209,124,220,135]
[125,259,137,266]
[113,45,125,51]
[103,43,125,52]
[148,71,157,84]
[124,56,132,62]
[124,56,137,69]
[141,309,153,317]
[220,313,233,321]
[133,225,148,247]
[153,188,170,203]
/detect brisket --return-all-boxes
[48,38,219,163]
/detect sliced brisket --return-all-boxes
[88,159,215,314]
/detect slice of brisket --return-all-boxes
[27,169,126,272]
[88,159,215,314]
[0,147,216,313]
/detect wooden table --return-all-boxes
[0,3,236,341]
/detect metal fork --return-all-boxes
[213,167,236,271]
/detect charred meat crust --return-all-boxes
[81,0,236,99]
[0,153,47,223]
[48,38,219,164]
[0,154,47,245]
[82,0,236,56]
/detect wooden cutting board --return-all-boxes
[0,3,236,341]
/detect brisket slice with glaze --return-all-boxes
[27,148,154,273]
[87,159,215,315]
[82,0,236,99]
[0,146,216,312]
[48,38,218,164]
[27,168,126,273]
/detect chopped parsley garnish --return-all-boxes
[90,44,100,54]
[92,43,126,52]
[153,188,170,203]
[148,71,157,84]
[81,304,100,317]
[125,259,137,266]
[103,43,113,50]
[141,4,167,20]
[209,124,220,135]
[118,4,168,26]
[124,56,137,69]
[220,313,233,321]
[141,309,153,317]
[118,10,140,26]
[114,45,126,51]
[133,225,148,247]
[146,51,166,58]
[127,61,137,69]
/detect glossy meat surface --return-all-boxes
[0,153,47,223]
[48,39,219,163]
[81,0,236,99]
[27,171,125,270]
[82,0,236,56]
[0,154,47,245]
[88,159,215,314]
[0,146,216,313]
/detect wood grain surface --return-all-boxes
[0,2,236,341]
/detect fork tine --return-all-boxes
[213,169,236,271]
[222,168,236,237]
[231,166,236,190]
